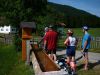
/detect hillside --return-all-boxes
[48,2,99,17]
[47,2,100,28]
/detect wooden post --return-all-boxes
[20,22,36,61]
[22,39,26,60]
[22,28,32,61]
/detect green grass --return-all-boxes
[8,58,34,75]
[0,45,34,75]
[64,28,100,37]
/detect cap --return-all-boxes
[82,26,89,30]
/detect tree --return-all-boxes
[0,0,48,51]
[0,0,47,27]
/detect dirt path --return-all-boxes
[57,49,100,62]
[56,49,100,69]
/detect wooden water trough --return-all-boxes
[31,47,68,75]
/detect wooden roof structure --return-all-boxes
[20,22,36,28]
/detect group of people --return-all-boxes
[42,25,91,73]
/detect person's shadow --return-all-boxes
[88,60,100,69]
[77,60,100,70]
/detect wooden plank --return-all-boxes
[32,51,43,75]
[34,49,60,72]
[32,49,68,75]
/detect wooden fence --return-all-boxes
[77,37,100,49]
[34,37,100,49]
[0,34,13,45]
[1,35,99,49]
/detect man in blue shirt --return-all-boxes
[81,26,91,70]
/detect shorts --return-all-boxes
[66,46,75,56]
[83,49,88,52]
[46,49,56,54]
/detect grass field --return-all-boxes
[63,28,100,37]
[0,45,34,75]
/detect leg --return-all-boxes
[66,47,71,65]
[70,56,76,72]
[48,54,54,60]
[53,54,57,61]
[47,50,53,60]
[53,50,57,61]
[84,52,88,70]
[70,47,76,72]
[66,56,71,65]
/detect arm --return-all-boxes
[81,40,88,56]
[64,38,69,46]
[81,34,90,51]
[82,40,88,51]
[75,38,78,47]
[43,33,48,50]
[38,32,47,44]
[82,35,89,52]
[43,40,47,50]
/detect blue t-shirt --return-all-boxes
[82,33,91,49]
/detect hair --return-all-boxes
[67,29,73,36]
[45,27,49,32]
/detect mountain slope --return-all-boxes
[47,2,100,27]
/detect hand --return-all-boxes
[43,45,46,50]
[81,49,85,57]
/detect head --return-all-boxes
[67,29,73,36]
[44,27,49,32]
[82,26,89,33]
[49,25,54,30]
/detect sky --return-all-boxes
[48,0,100,17]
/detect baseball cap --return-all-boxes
[82,26,89,30]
